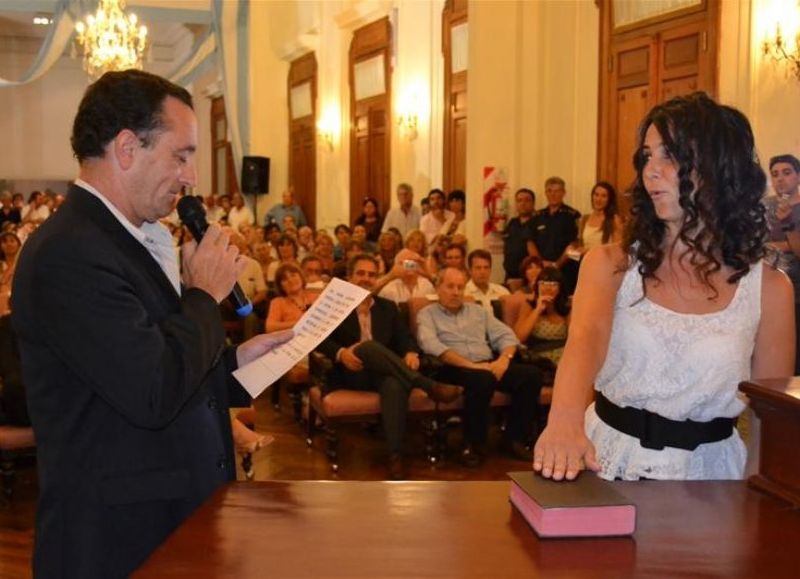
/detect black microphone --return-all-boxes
[177,196,253,317]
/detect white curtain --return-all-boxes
[212,0,250,183]
[0,0,75,87]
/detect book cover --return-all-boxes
[508,471,636,538]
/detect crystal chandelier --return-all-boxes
[74,0,148,79]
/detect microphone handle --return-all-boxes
[184,218,253,317]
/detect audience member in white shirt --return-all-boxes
[464,248,509,315]
[378,249,435,304]
[419,189,455,245]
[382,183,421,239]
[227,192,255,232]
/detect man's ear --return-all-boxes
[112,129,141,170]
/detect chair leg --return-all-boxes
[271,382,281,410]
[240,452,254,481]
[1,450,16,507]
[288,384,304,424]
[424,418,438,464]
[324,422,340,473]
[306,405,317,446]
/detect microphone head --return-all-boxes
[177,195,206,224]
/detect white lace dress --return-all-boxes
[586,260,762,480]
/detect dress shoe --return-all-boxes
[460,445,485,468]
[429,382,462,404]
[388,452,408,480]
[501,439,532,461]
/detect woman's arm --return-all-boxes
[533,243,626,480]
[513,299,545,343]
[751,265,795,379]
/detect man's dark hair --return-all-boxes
[334,223,352,235]
[515,188,535,202]
[264,223,281,235]
[71,69,193,162]
[769,154,800,173]
[467,248,492,268]
[444,243,466,258]
[428,188,445,201]
[447,189,466,203]
[347,253,379,278]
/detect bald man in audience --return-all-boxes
[417,267,541,467]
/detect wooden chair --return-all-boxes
[0,425,35,507]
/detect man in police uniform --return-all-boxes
[530,176,581,293]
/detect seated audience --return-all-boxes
[417,268,542,466]
[0,191,21,230]
[266,263,321,332]
[204,194,226,223]
[0,232,21,317]
[227,192,255,232]
[297,225,315,258]
[314,232,336,277]
[420,189,455,245]
[333,224,351,260]
[316,254,460,479]
[513,267,570,365]
[301,255,327,290]
[377,231,401,273]
[442,242,467,272]
[354,196,384,243]
[378,249,435,304]
[352,223,377,253]
[266,234,300,283]
[464,249,509,314]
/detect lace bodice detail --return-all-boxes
[587,259,762,480]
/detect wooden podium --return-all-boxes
[740,377,800,506]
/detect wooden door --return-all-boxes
[443,0,467,193]
[288,52,318,229]
[211,96,238,197]
[349,18,392,223]
[598,0,719,206]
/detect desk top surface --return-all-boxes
[136,480,800,578]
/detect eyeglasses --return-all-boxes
[538,281,560,289]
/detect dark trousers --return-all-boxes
[334,340,433,453]
[438,362,541,446]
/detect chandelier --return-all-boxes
[74,0,148,79]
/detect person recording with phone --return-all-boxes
[377,248,435,305]
[11,70,292,578]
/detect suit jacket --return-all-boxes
[316,295,417,390]
[11,185,249,578]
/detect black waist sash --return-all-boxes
[594,391,736,451]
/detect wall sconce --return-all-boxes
[317,105,340,152]
[397,111,418,141]
[397,85,424,141]
[762,3,800,81]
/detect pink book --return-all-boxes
[508,471,636,538]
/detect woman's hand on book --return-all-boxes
[532,416,600,481]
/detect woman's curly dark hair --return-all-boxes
[623,92,767,295]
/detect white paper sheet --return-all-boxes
[233,277,370,398]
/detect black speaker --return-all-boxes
[241,156,270,195]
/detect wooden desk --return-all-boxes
[136,480,800,578]
[740,377,800,506]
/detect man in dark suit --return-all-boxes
[11,70,289,578]
[317,254,460,479]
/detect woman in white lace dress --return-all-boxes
[533,93,795,481]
